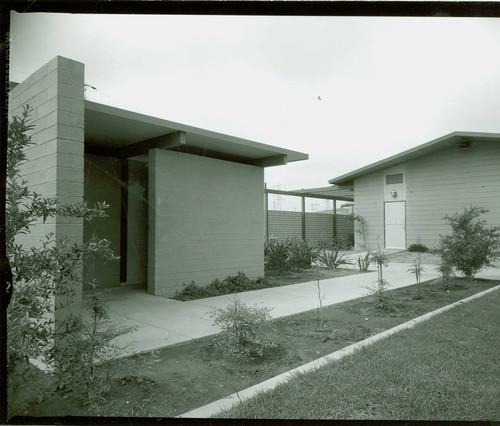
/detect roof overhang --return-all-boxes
[329,131,500,185]
[268,185,354,202]
[84,101,308,167]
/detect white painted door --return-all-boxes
[385,202,406,249]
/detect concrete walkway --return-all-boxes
[86,260,499,358]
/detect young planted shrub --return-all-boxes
[435,206,500,278]
[51,287,136,408]
[174,272,269,301]
[211,296,275,359]
[408,254,424,299]
[357,251,372,272]
[264,240,289,271]
[407,243,430,253]
[319,236,354,251]
[364,248,391,310]
[315,268,326,329]
[287,238,319,270]
[317,249,351,270]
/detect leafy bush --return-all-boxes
[357,251,372,272]
[339,235,355,250]
[51,287,135,408]
[317,249,352,270]
[264,238,320,271]
[408,243,430,253]
[287,238,319,269]
[211,296,276,359]
[174,272,269,301]
[318,236,354,251]
[6,105,125,409]
[264,240,289,271]
[435,206,500,278]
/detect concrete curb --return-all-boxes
[178,284,500,418]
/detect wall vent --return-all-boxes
[386,173,403,185]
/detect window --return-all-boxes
[386,173,403,184]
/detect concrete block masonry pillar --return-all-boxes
[8,56,85,342]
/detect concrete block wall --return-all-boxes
[8,56,85,323]
[149,149,265,297]
[8,56,85,250]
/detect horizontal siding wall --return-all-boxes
[353,172,385,250]
[149,149,265,297]
[405,142,500,248]
[267,211,354,245]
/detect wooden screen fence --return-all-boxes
[266,211,354,245]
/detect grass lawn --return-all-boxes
[8,278,499,420]
[219,286,500,420]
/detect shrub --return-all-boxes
[174,272,269,301]
[264,240,289,271]
[338,235,355,250]
[319,236,354,251]
[51,287,135,408]
[317,249,352,270]
[357,251,372,272]
[287,238,319,270]
[408,254,424,299]
[408,243,430,253]
[6,105,125,410]
[364,248,391,310]
[211,296,275,359]
[435,206,500,278]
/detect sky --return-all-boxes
[8,12,500,193]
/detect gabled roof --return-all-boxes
[329,131,500,186]
[84,101,308,167]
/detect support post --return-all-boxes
[301,196,306,242]
[120,159,128,283]
[265,183,269,241]
[333,199,337,239]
